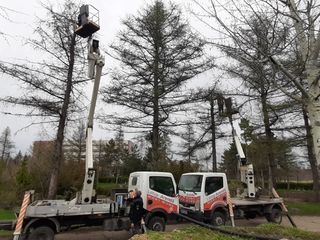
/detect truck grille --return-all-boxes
[180,201,195,208]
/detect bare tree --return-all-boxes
[101,0,211,167]
[0,0,87,198]
[193,0,320,192]
[183,88,226,172]
[218,14,295,190]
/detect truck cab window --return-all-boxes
[205,177,223,195]
[149,176,175,196]
[179,175,203,192]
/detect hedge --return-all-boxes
[275,182,313,191]
[98,176,128,184]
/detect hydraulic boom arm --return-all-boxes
[227,109,256,198]
[81,38,105,204]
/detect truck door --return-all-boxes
[203,176,227,212]
[147,176,179,214]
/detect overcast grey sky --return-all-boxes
[0,0,154,154]
[0,0,239,166]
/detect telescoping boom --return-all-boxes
[74,4,105,204]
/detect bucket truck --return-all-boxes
[7,8,288,239]
[177,98,284,226]
[9,6,183,240]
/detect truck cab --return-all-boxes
[178,172,229,225]
[128,171,179,231]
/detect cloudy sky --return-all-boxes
[0,0,237,165]
[1,0,152,153]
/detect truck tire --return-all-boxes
[27,226,54,240]
[147,216,165,231]
[211,211,226,226]
[266,207,282,224]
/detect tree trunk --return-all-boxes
[302,106,320,194]
[47,33,76,199]
[152,63,160,166]
[260,169,265,189]
[210,94,217,172]
[287,0,320,200]
[152,20,161,167]
[260,93,276,193]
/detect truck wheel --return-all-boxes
[211,211,226,226]
[266,207,282,224]
[27,226,54,240]
[148,216,165,231]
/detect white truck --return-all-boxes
[9,6,181,240]
[8,6,285,239]
[7,5,183,239]
[12,168,284,240]
[127,171,179,231]
[13,171,178,240]
[178,172,283,226]
[178,97,284,227]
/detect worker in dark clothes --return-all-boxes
[129,189,145,234]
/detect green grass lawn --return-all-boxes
[0,209,15,220]
[134,224,320,240]
[224,223,320,240]
[140,225,248,240]
[287,202,320,215]
[0,230,13,237]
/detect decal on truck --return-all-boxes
[204,189,227,210]
[178,194,200,205]
[147,190,178,213]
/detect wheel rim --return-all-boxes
[215,216,224,226]
[273,210,282,223]
[153,222,163,231]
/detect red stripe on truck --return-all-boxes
[204,191,227,210]
[147,194,178,214]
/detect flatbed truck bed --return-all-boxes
[232,197,283,206]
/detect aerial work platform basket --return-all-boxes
[75,5,100,38]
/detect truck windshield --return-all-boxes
[179,175,203,192]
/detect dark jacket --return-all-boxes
[129,196,144,224]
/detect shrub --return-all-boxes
[276,182,313,191]
[98,176,128,184]
[0,190,17,208]
[228,180,244,196]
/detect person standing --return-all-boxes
[129,189,145,234]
